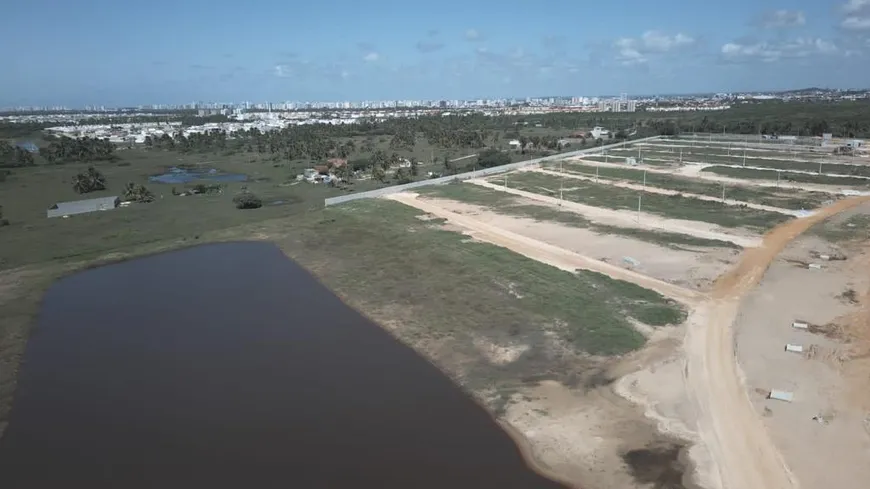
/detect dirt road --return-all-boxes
[468,178,762,248]
[532,168,803,216]
[684,195,870,489]
[386,192,699,304]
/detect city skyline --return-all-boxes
[3,0,870,107]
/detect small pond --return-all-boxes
[149,167,248,184]
[0,242,567,489]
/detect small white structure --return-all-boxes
[625,157,637,166]
[590,126,610,139]
[808,263,823,270]
[792,321,809,330]
[768,390,794,402]
[785,344,804,353]
[846,139,865,149]
[508,139,522,150]
[47,196,120,218]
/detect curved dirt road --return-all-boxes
[685,195,870,489]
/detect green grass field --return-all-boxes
[701,165,870,187]
[419,183,740,249]
[544,162,829,210]
[604,146,870,177]
[495,171,790,231]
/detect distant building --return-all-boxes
[47,196,120,218]
[508,139,522,150]
[597,99,636,113]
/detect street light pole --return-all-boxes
[637,194,642,223]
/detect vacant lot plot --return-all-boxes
[419,183,740,249]
[579,153,675,167]
[637,143,825,159]
[496,171,790,231]
[608,147,870,177]
[702,166,870,187]
[544,161,830,210]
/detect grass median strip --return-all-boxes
[493,171,790,231]
[608,148,870,177]
[419,183,740,249]
[545,162,828,210]
[701,166,870,187]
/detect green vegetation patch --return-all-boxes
[495,171,790,231]
[546,162,829,210]
[419,183,740,249]
[287,200,685,356]
[701,166,870,187]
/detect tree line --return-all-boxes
[39,136,116,164]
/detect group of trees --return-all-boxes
[122,183,155,203]
[40,136,115,164]
[0,141,35,168]
[72,166,107,194]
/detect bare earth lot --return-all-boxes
[733,205,870,489]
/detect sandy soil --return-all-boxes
[388,192,699,303]
[389,184,870,489]
[678,196,870,489]
[531,168,802,216]
[467,179,762,248]
[732,208,870,489]
[412,195,737,290]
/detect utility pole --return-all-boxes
[637,194,642,223]
[819,160,823,175]
[680,148,683,164]
[777,170,780,187]
[596,164,599,182]
[721,183,726,202]
[743,150,746,167]
[643,169,647,190]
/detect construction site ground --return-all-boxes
[382,138,870,489]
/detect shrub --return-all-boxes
[233,192,262,209]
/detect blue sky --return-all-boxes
[3,0,870,106]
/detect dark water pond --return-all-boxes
[0,242,567,489]
[149,167,247,184]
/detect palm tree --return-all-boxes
[72,166,107,194]
[123,182,155,203]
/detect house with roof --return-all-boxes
[47,196,120,218]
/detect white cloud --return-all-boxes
[612,31,695,65]
[363,52,380,62]
[840,0,870,29]
[759,10,806,28]
[843,16,870,29]
[641,31,695,51]
[843,0,870,13]
[465,29,482,41]
[274,65,292,77]
[721,38,838,62]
